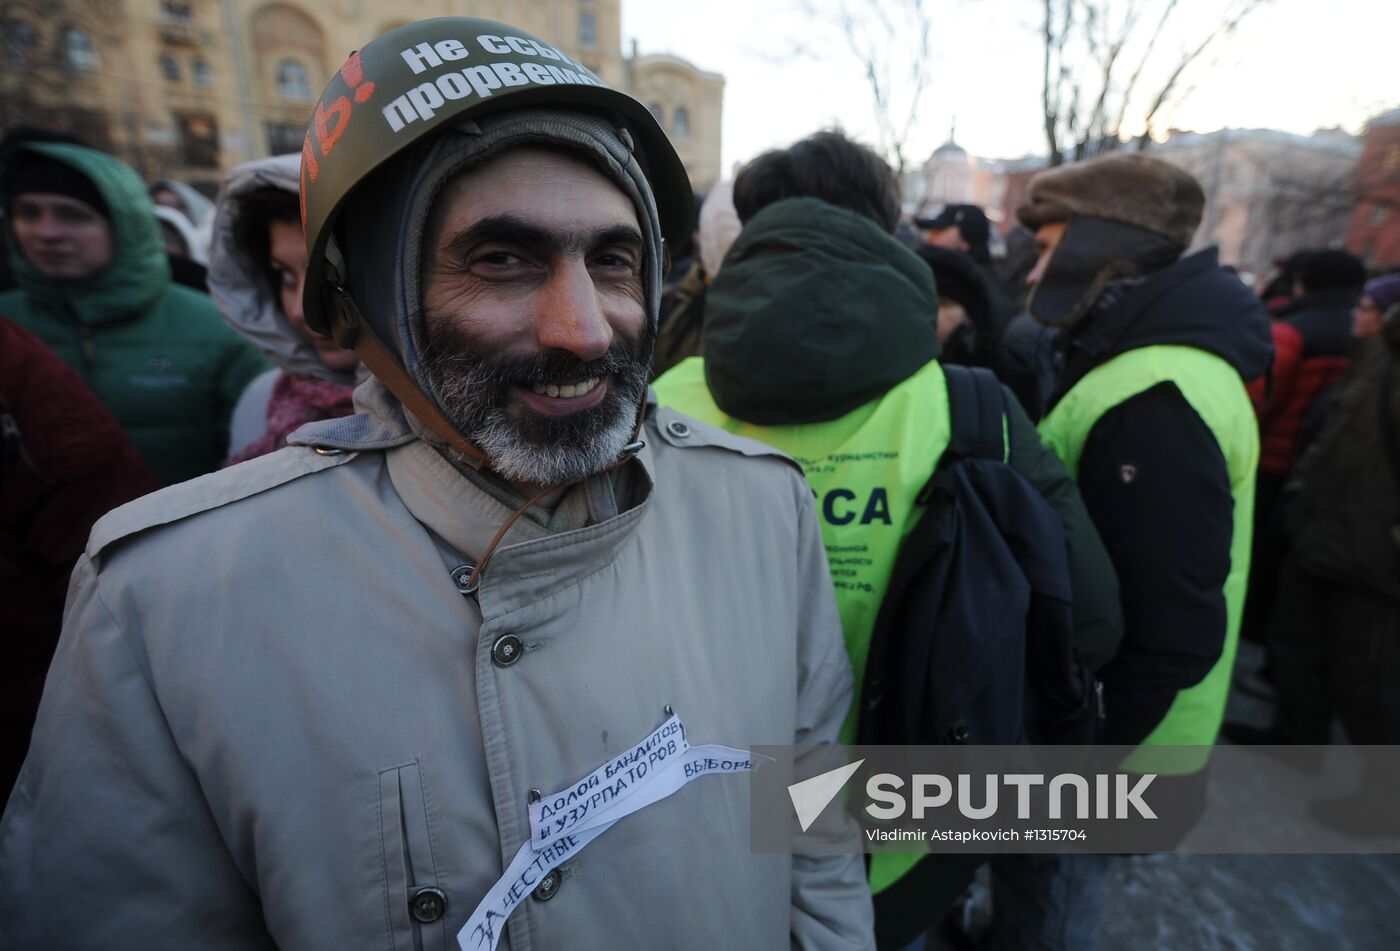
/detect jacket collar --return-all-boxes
[1051,247,1272,402]
[384,435,655,624]
[292,376,658,622]
[1062,248,1220,361]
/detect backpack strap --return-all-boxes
[942,365,1007,463]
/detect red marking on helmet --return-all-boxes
[354,81,376,104]
[340,51,365,88]
[301,130,319,185]
[315,96,352,156]
[299,142,311,227]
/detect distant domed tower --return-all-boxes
[919,121,977,211]
[931,121,968,162]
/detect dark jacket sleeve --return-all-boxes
[1003,387,1124,673]
[1077,383,1233,746]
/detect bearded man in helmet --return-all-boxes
[0,19,873,950]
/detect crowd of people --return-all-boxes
[0,14,1396,951]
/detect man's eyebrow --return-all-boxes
[590,224,645,251]
[441,214,643,259]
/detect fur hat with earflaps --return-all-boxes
[1017,152,1205,249]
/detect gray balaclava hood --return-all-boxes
[208,154,358,385]
[338,107,664,425]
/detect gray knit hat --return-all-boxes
[1017,152,1205,249]
[339,108,663,406]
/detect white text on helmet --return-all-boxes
[382,59,603,133]
[476,34,570,62]
[400,39,470,75]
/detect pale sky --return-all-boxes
[622,0,1400,175]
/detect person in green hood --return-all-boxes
[0,143,268,485]
[653,130,1123,949]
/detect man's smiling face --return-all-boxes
[418,146,653,491]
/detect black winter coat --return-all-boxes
[1048,248,1274,745]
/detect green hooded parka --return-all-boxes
[1,144,268,484]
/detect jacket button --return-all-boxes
[532,869,561,902]
[409,886,447,923]
[950,720,970,744]
[450,563,479,594]
[491,633,523,667]
[666,420,691,438]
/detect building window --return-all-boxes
[160,53,181,81]
[579,11,597,49]
[673,106,690,139]
[266,122,306,156]
[177,112,220,168]
[158,0,196,44]
[192,57,213,86]
[276,59,312,101]
[4,21,38,59]
[648,102,663,124]
[62,27,98,71]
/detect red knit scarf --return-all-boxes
[228,372,355,465]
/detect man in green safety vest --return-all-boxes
[655,130,1124,950]
[1012,152,1273,948]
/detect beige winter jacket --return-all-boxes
[0,387,872,951]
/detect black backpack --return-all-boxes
[857,365,1100,750]
[856,366,1102,948]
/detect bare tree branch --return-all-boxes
[1113,0,1178,135]
[802,0,935,176]
[1043,0,1061,163]
[1041,0,1275,163]
[1136,0,1270,146]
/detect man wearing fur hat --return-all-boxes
[0,19,873,951]
[1002,152,1272,947]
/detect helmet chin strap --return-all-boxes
[323,238,489,468]
[460,403,645,591]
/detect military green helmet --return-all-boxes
[299,17,693,337]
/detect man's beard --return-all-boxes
[419,317,654,487]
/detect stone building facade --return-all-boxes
[1,0,721,196]
[1152,127,1361,280]
[626,47,723,193]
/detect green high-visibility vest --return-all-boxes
[1038,344,1258,770]
[655,356,953,738]
[655,357,959,894]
